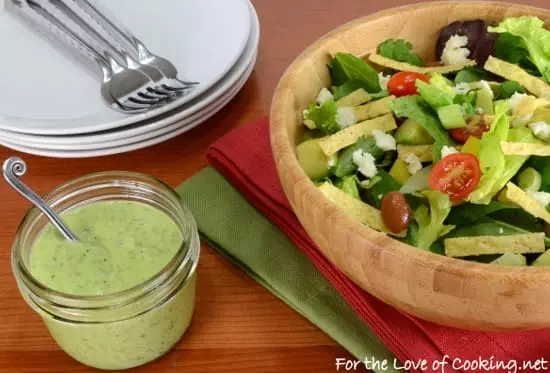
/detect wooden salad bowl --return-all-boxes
[270,1,550,331]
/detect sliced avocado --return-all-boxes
[296,139,337,180]
[462,136,481,156]
[491,253,527,266]
[532,250,550,267]
[336,89,372,108]
[394,119,434,145]
[437,104,467,129]
[476,86,494,115]
[389,158,410,184]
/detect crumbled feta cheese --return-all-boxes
[530,121,550,142]
[403,153,423,175]
[527,191,550,208]
[499,228,504,234]
[372,129,397,151]
[327,158,336,168]
[509,93,534,127]
[441,35,471,65]
[378,72,391,91]
[478,80,494,98]
[335,107,357,128]
[360,180,371,186]
[352,150,377,178]
[378,194,383,200]
[454,82,471,95]
[508,92,529,112]
[441,145,459,159]
[316,88,334,105]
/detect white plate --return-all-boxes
[0,55,255,157]
[0,1,259,148]
[0,3,259,157]
[0,0,250,135]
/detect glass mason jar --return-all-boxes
[11,172,200,370]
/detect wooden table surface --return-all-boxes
[0,0,546,372]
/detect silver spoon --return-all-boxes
[3,157,79,241]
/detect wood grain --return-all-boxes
[0,0,548,372]
[271,1,550,332]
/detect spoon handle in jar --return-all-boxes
[3,157,79,241]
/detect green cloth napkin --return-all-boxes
[177,168,397,371]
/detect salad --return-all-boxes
[297,17,550,266]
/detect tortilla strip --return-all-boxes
[505,182,550,224]
[354,96,395,121]
[368,53,475,74]
[500,142,550,156]
[444,233,545,257]
[336,89,372,108]
[318,182,406,237]
[318,113,397,156]
[484,56,550,98]
[397,145,433,162]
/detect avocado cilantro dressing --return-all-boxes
[28,200,196,370]
[31,200,183,296]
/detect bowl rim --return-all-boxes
[270,0,550,286]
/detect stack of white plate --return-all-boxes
[0,0,259,158]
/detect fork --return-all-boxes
[71,0,199,90]
[46,0,190,102]
[24,0,163,112]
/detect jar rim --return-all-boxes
[11,170,199,312]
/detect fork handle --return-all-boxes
[70,0,145,59]
[24,0,111,78]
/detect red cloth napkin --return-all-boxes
[206,117,550,373]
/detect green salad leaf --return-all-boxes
[416,80,454,109]
[468,101,510,204]
[446,201,518,226]
[493,33,540,77]
[489,17,550,82]
[414,191,455,250]
[304,100,339,135]
[333,136,384,178]
[363,171,402,208]
[337,175,361,200]
[390,96,455,147]
[331,80,384,100]
[377,39,424,67]
[328,53,381,92]
[496,81,525,99]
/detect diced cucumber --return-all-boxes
[437,104,466,129]
[462,136,481,156]
[476,86,494,115]
[296,139,337,180]
[336,89,372,108]
[394,119,434,145]
[491,253,527,266]
[532,250,550,267]
[389,158,410,184]
[517,167,542,192]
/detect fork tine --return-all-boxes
[127,96,165,106]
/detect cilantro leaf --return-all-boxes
[304,100,339,135]
[377,39,424,67]
[496,80,525,99]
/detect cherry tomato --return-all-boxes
[387,72,430,97]
[449,116,490,143]
[429,153,481,201]
[381,192,411,233]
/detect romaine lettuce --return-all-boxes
[414,191,455,250]
[489,16,550,83]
